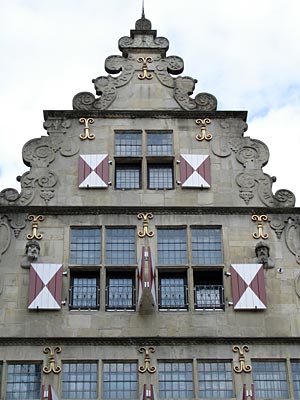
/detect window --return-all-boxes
[198,361,233,398]
[191,228,222,265]
[158,272,188,310]
[292,361,300,399]
[194,270,224,310]
[62,362,97,399]
[115,132,142,156]
[70,228,101,265]
[6,363,41,400]
[106,271,135,310]
[148,163,173,189]
[115,163,141,189]
[69,272,100,310]
[147,132,173,155]
[157,228,187,265]
[158,361,193,398]
[103,362,137,399]
[252,361,289,399]
[106,228,136,265]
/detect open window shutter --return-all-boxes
[78,154,109,188]
[41,385,60,400]
[230,264,267,310]
[148,247,157,306]
[138,247,157,310]
[138,246,146,308]
[28,264,63,310]
[140,384,157,400]
[180,154,211,188]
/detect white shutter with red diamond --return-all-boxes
[230,264,267,310]
[180,154,211,188]
[78,154,109,188]
[138,246,157,311]
[28,264,63,310]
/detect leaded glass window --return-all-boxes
[115,164,141,189]
[148,164,173,189]
[191,228,222,265]
[198,361,233,398]
[252,361,289,399]
[158,361,193,398]
[115,132,142,156]
[70,228,101,265]
[106,271,135,310]
[157,228,187,265]
[147,132,173,155]
[103,362,137,399]
[6,363,41,400]
[69,273,100,310]
[62,362,98,399]
[292,361,300,399]
[158,273,188,310]
[106,228,136,264]
[194,270,224,310]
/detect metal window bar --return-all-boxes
[105,284,136,310]
[69,285,100,310]
[158,283,188,310]
[194,285,224,310]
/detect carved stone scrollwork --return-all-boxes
[43,118,71,135]
[269,217,285,239]
[0,216,11,262]
[194,92,217,111]
[285,218,300,264]
[7,214,27,238]
[236,173,256,204]
[154,56,184,88]
[23,138,56,168]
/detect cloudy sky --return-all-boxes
[1,0,300,204]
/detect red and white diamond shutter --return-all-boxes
[180,154,211,188]
[78,154,109,188]
[138,246,157,309]
[28,264,63,310]
[230,264,267,310]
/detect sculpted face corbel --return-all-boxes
[21,240,40,269]
[254,241,275,269]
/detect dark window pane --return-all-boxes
[115,164,141,189]
[147,133,173,155]
[115,132,142,156]
[70,228,101,265]
[192,228,222,265]
[106,228,136,265]
[62,362,98,399]
[158,229,186,264]
[6,364,41,400]
[292,361,300,399]
[148,164,173,189]
[194,270,224,310]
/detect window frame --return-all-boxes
[105,227,136,266]
[198,360,234,398]
[146,131,173,156]
[6,362,42,400]
[114,161,142,190]
[102,361,138,399]
[69,227,102,265]
[105,269,136,311]
[114,130,142,156]
[69,271,100,311]
[252,360,289,399]
[158,360,194,399]
[158,271,188,311]
[62,361,98,399]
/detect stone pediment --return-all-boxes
[72,15,217,112]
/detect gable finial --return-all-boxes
[142,0,145,18]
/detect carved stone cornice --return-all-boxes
[0,336,300,347]
[44,109,248,121]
